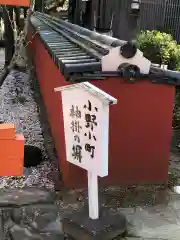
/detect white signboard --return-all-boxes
[55,82,117,219]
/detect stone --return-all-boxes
[0,214,4,240]
[38,216,63,234]
[3,203,64,239]
[12,204,60,224]
[173,186,180,194]
[56,188,85,206]
[0,188,56,207]
[29,212,62,232]
[9,224,64,240]
[62,206,126,240]
[123,238,168,240]
[119,199,180,240]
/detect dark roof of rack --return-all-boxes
[29,12,180,85]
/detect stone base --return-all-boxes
[62,206,126,240]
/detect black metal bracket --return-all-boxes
[65,70,180,86]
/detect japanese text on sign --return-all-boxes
[70,100,98,163]
[56,81,117,177]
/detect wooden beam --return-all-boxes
[0,0,30,7]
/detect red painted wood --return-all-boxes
[29,30,175,188]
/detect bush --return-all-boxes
[173,88,180,129]
[136,30,180,70]
[137,30,180,128]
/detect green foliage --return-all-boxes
[137,30,180,128]
[136,30,180,70]
[173,88,180,129]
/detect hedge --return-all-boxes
[136,30,180,128]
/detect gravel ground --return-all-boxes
[0,68,57,190]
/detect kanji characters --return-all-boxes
[71,120,82,133]
[72,145,82,163]
[70,105,81,118]
[85,143,95,158]
[84,100,98,158]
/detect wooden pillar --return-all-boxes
[112,0,139,41]
[81,1,89,28]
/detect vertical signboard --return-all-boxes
[55,82,117,219]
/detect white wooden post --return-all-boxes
[88,171,99,219]
[55,82,117,220]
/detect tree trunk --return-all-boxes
[2,6,15,66]
[14,7,21,34]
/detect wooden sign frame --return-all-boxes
[55,82,117,220]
